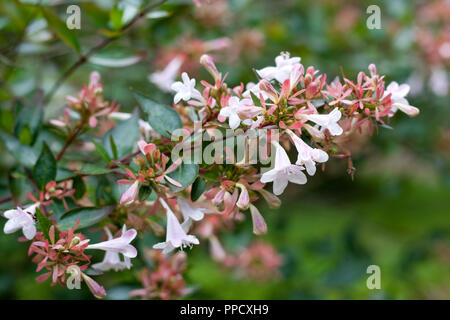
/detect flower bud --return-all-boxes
[81,273,106,299]
[250,204,267,235]
[392,102,420,117]
[200,54,220,81]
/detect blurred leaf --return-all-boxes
[55,168,76,182]
[77,164,113,176]
[0,130,39,168]
[191,177,206,202]
[109,5,123,30]
[72,176,86,199]
[167,162,199,192]
[138,185,152,202]
[109,134,118,160]
[133,91,182,138]
[36,208,52,241]
[18,125,32,145]
[33,142,56,190]
[57,206,115,231]
[92,140,111,164]
[42,8,80,53]
[103,114,140,158]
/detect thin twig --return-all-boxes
[56,122,84,161]
[43,0,168,104]
[0,196,12,204]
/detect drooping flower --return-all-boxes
[177,197,212,222]
[305,107,343,136]
[286,129,329,176]
[171,72,203,104]
[260,142,307,195]
[149,56,184,92]
[92,227,133,272]
[153,199,199,254]
[256,53,301,83]
[2,203,39,240]
[87,225,138,259]
[383,81,414,116]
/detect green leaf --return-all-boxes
[250,91,263,108]
[167,162,199,192]
[36,208,53,241]
[18,125,32,145]
[55,167,76,182]
[133,91,182,138]
[109,134,118,160]
[92,140,111,164]
[78,164,113,176]
[73,176,86,199]
[191,177,206,202]
[109,4,123,30]
[57,206,115,231]
[103,114,140,158]
[138,185,152,202]
[33,142,57,190]
[0,130,39,168]
[42,8,80,53]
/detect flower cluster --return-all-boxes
[1,50,419,299]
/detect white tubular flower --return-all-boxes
[153,199,199,254]
[92,227,133,272]
[87,225,138,258]
[286,129,329,176]
[260,142,307,195]
[2,203,39,240]
[384,81,416,116]
[305,107,343,136]
[256,53,301,83]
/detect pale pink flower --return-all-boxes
[153,199,199,254]
[87,225,138,258]
[257,53,301,83]
[2,203,39,240]
[305,107,343,136]
[92,227,133,272]
[260,142,307,195]
[286,129,329,176]
[149,56,183,92]
[177,197,212,222]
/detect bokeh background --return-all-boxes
[0,0,449,299]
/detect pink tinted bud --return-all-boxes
[368,64,377,77]
[290,63,304,91]
[120,180,139,205]
[236,184,250,210]
[81,273,106,299]
[258,188,281,209]
[200,54,220,81]
[250,204,267,235]
[259,80,278,102]
[209,235,226,262]
[393,103,420,117]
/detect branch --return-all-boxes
[43,0,168,104]
[56,121,84,161]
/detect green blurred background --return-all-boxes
[0,0,449,299]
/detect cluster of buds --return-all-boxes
[50,72,120,129]
[130,249,188,300]
[118,141,183,205]
[28,221,92,287]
